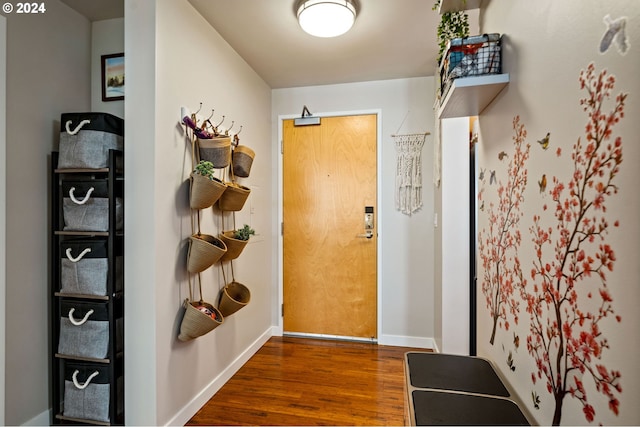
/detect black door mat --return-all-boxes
[406,352,509,397]
[412,390,530,426]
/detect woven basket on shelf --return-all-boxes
[187,234,227,273]
[189,173,227,210]
[218,281,251,317]
[232,145,255,178]
[218,183,250,211]
[178,300,223,341]
[197,136,231,168]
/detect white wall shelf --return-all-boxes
[438,0,482,14]
[437,73,509,119]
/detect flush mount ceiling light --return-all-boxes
[296,0,357,38]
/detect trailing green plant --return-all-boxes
[193,160,217,181]
[432,0,470,65]
[233,224,255,241]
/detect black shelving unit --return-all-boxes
[50,150,124,425]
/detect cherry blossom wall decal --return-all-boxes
[524,63,625,425]
[478,116,531,345]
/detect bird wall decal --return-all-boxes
[537,132,550,150]
[538,174,547,193]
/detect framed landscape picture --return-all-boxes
[101,53,124,102]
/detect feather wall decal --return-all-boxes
[600,14,629,55]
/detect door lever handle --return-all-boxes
[356,232,374,239]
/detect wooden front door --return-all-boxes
[283,114,377,339]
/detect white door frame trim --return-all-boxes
[275,109,383,340]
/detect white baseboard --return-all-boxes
[165,327,274,426]
[284,331,376,343]
[378,334,437,350]
[277,329,436,351]
[272,324,283,336]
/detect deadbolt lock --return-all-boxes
[365,214,374,231]
[357,206,375,239]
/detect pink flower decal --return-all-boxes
[524,63,625,425]
[479,116,531,344]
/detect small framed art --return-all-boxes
[101,53,124,102]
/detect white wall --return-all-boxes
[124,0,157,423]
[91,18,124,117]
[125,0,273,424]
[476,0,640,425]
[3,1,91,425]
[272,77,437,348]
[439,117,470,355]
[433,159,443,352]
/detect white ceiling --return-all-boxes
[187,0,441,88]
[60,0,123,21]
[60,0,459,89]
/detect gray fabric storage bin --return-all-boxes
[62,180,123,232]
[58,301,122,359]
[62,361,124,423]
[60,238,123,296]
[58,112,124,169]
[63,362,113,422]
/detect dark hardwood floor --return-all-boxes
[186,336,429,426]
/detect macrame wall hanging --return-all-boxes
[393,133,429,215]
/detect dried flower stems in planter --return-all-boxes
[183,113,232,168]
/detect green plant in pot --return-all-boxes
[220,224,255,262]
[193,160,219,181]
[233,224,255,241]
[190,160,227,210]
[432,0,470,66]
